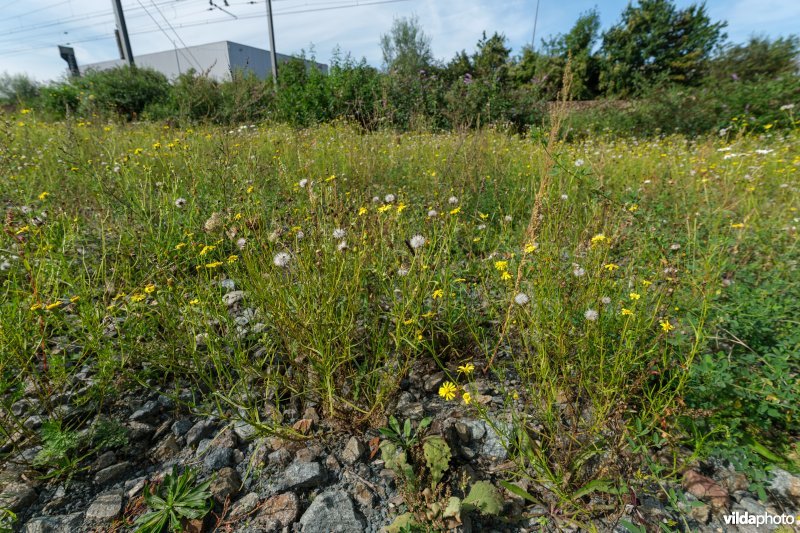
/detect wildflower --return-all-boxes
[479,213,488,220]
[131,293,146,302]
[432,289,444,299]
[337,240,348,251]
[189,298,200,305]
[660,319,674,332]
[397,266,409,276]
[45,302,62,310]
[427,209,438,217]
[494,260,508,271]
[273,251,291,268]
[629,292,641,301]
[504,215,513,222]
[590,233,607,245]
[600,296,611,305]
[38,192,49,201]
[299,179,308,188]
[524,243,537,254]
[378,204,392,213]
[144,283,156,294]
[246,186,254,194]
[642,280,652,287]
[457,362,475,374]
[730,222,745,229]
[448,196,459,205]
[462,392,472,405]
[358,207,367,216]
[325,174,336,182]
[449,206,461,215]
[236,238,247,250]
[198,244,216,256]
[438,381,457,401]
[514,292,530,306]
[621,308,633,316]
[501,271,512,281]
[372,196,380,203]
[174,197,187,208]
[384,193,396,203]
[205,261,223,268]
[575,158,584,167]
[15,226,29,235]
[573,265,586,277]
[560,194,569,201]
[604,263,619,271]
[30,303,42,311]
[227,255,238,264]
[333,228,346,239]
[409,234,426,249]
[584,309,599,321]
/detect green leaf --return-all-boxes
[499,480,539,504]
[461,481,503,516]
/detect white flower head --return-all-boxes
[409,234,426,249]
[333,228,346,239]
[572,265,586,277]
[174,197,187,208]
[295,230,305,240]
[20,206,32,214]
[560,194,569,201]
[448,196,459,205]
[236,237,247,250]
[397,266,409,277]
[384,193,396,203]
[503,215,513,222]
[337,240,348,251]
[273,251,291,268]
[601,296,612,305]
[574,158,585,167]
[298,178,308,188]
[427,209,438,218]
[372,196,380,203]
[780,103,795,111]
[670,243,681,251]
[514,293,530,306]
[584,309,599,321]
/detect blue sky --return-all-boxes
[1,0,798,81]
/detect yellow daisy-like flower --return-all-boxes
[449,206,461,215]
[629,292,641,301]
[175,242,186,250]
[628,204,639,212]
[30,303,42,311]
[198,244,215,256]
[604,263,619,271]
[432,289,444,300]
[377,204,392,213]
[457,362,475,374]
[660,320,674,332]
[189,298,200,305]
[38,191,50,201]
[591,233,607,245]
[15,225,29,235]
[524,243,537,254]
[462,392,472,405]
[438,381,457,401]
[358,207,368,216]
[621,308,634,316]
[494,260,508,271]
[246,186,254,194]
[396,203,407,214]
[205,261,223,269]
[642,280,652,287]
[227,255,238,264]
[501,271,512,281]
[131,293,146,302]
[144,284,156,294]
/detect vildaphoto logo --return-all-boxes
[722,511,797,526]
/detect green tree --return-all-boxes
[600,0,726,95]
[380,15,434,75]
[709,35,800,81]
[472,32,512,82]
[0,72,40,105]
[539,9,602,99]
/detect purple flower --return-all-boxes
[463,73,473,84]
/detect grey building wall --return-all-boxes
[82,41,327,81]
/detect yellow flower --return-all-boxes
[175,242,186,250]
[628,204,639,212]
[621,308,634,316]
[227,255,238,264]
[131,293,146,302]
[234,213,243,220]
[396,203,407,214]
[30,303,42,311]
[189,298,200,305]
[358,207,368,216]
[629,292,641,301]
[730,223,745,229]
[378,204,392,213]
[501,271,512,281]
[198,245,216,256]
[604,263,619,271]
[438,381,457,401]
[642,280,652,287]
[494,260,508,271]
[20,108,31,114]
[449,206,461,215]
[462,392,472,405]
[457,362,475,374]
[15,226,29,235]
[479,213,488,220]
[38,191,49,201]
[432,289,444,300]
[524,243,537,254]
[660,320,674,332]
[325,174,336,182]
[144,284,156,294]
[45,302,62,310]
[205,261,223,269]
[247,186,254,194]
[591,233,607,245]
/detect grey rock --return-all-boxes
[95,462,130,485]
[230,492,260,518]
[23,513,83,533]
[222,290,246,307]
[253,492,299,529]
[220,279,236,291]
[295,444,323,463]
[268,448,292,467]
[282,461,325,490]
[171,418,193,437]
[233,420,257,442]
[423,371,446,392]
[0,482,37,512]
[396,393,424,420]
[298,489,364,532]
[769,467,800,505]
[125,477,147,498]
[93,450,116,471]
[185,420,215,447]
[151,434,181,462]
[11,398,38,417]
[341,437,366,465]
[84,492,123,523]
[690,503,711,524]
[126,421,155,441]
[24,415,43,430]
[130,400,160,422]
[203,447,236,471]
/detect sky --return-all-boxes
[0,0,798,82]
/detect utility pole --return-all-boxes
[531,0,540,50]
[265,0,278,85]
[111,0,135,66]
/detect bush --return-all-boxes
[78,66,170,119]
[0,72,39,105]
[39,82,81,118]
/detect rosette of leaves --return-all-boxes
[135,467,212,533]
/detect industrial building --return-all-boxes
[81,40,327,81]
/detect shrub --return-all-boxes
[78,66,170,119]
